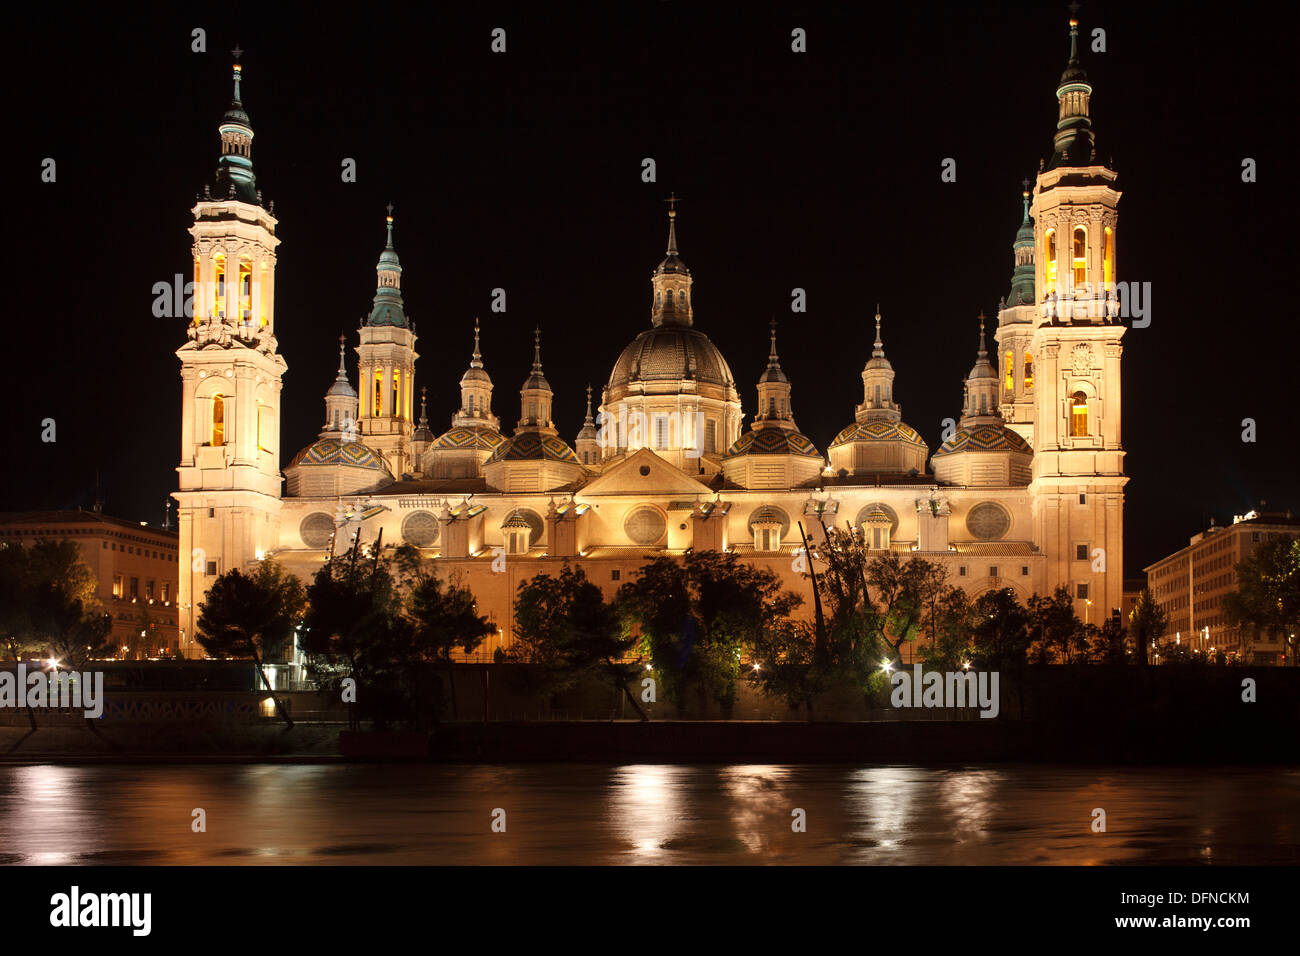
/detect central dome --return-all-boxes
[607,326,738,393]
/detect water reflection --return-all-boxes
[0,764,1293,865]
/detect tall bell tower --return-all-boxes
[1029,14,1127,620]
[175,50,286,657]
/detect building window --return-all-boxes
[208,508,215,518]
[1076,583,1090,600]
[958,566,967,577]
[211,394,225,445]
[656,416,669,449]
[146,580,155,600]
[1076,544,1088,561]
[705,420,718,454]
[611,569,621,581]
[1103,227,1114,287]
[206,561,217,576]
[1044,230,1057,293]
[1072,227,1087,286]
[1020,566,1029,576]
[989,566,999,578]
[1070,391,1088,436]
[129,577,139,599]
[1004,351,1014,390]
[1078,493,1087,504]
[161,583,169,602]
[1023,352,1033,389]
[112,575,123,599]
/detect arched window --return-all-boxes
[1070,391,1088,437]
[213,255,226,318]
[1005,351,1014,390]
[1044,230,1057,294]
[238,258,253,321]
[1103,227,1114,287]
[392,369,402,420]
[678,290,686,306]
[1024,352,1034,389]
[373,372,383,417]
[211,394,225,445]
[1072,227,1087,286]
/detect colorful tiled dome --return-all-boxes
[432,426,507,452]
[933,423,1032,456]
[288,438,393,475]
[485,432,580,464]
[830,420,927,448]
[725,428,821,458]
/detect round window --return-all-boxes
[401,511,440,548]
[299,512,335,549]
[624,507,667,546]
[966,502,1011,541]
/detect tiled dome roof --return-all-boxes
[725,427,821,458]
[933,423,1032,456]
[432,426,507,452]
[287,438,393,475]
[485,432,580,464]
[830,420,927,448]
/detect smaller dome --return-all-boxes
[655,254,689,276]
[725,428,821,458]
[862,506,891,524]
[412,423,434,443]
[326,377,356,399]
[749,505,786,527]
[485,432,580,465]
[501,513,531,530]
[522,371,551,392]
[933,423,1032,457]
[830,420,926,448]
[432,426,507,452]
[288,438,393,475]
[460,366,491,385]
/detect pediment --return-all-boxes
[579,447,714,497]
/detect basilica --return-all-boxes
[174,17,1127,661]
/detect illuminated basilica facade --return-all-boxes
[175,19,1127,660]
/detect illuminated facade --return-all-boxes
[176,19,1129,661]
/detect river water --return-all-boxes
[1,763,1295,865]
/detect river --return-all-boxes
[1,763,1295,865]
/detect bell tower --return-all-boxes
[1029,13,1127,621]
[175,49,286,657]
[356,205,419,477]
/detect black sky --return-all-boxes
[11,2,1297,576]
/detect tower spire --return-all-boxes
[584,384,595,424]
[532,325,543,371]
[471,317,483,368]
[666,193,679,255]
[367,205,407,327]
[872,304,885,358]
[212,47,258,203]
[1048,6,1096,169]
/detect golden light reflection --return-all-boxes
[607,764,687,860]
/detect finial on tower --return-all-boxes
[532,326,543,370]
[872,305,884,357]
[977,311,988,358]
[768,316,779,361]
[470,317,483,367]
[230,46,244,102]
[584,384,594,422]
[665,193,679,255]
[385,203,395,248]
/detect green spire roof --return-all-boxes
[1008,182,1036,307]
[213,47,259,204]
[368,204,408,328]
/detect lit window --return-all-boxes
[392,369,402,419]
[1102,227,1114,288]
[213,255,226,318]
[1044,230,1057,293]
[1070,391,1088,437]
[1023,353,1033,389]
[238,257,252,321]
[211,394,225,445]
[1005,351,1014,390]
[1072,227,1087,286]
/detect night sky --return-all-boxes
[12,2,1296,576]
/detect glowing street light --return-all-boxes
[880,660,894,674]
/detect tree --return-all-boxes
[197,559,306,729]
[1128,587,1167,667]
[808,525,883,682]
[1085,614,1129,664]
[1027,587,1085,664]
[407,570,495,723]
[865,552,933,665]
[967,588,1031,668]
[618,551,801,715]
[745,619,825,718]
[0,539,114,732]
[919,585,972,671]
[301,542,405,729]
[509,565,643,718]
[1223,537,1300,666]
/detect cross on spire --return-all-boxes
[231,45,243,62]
